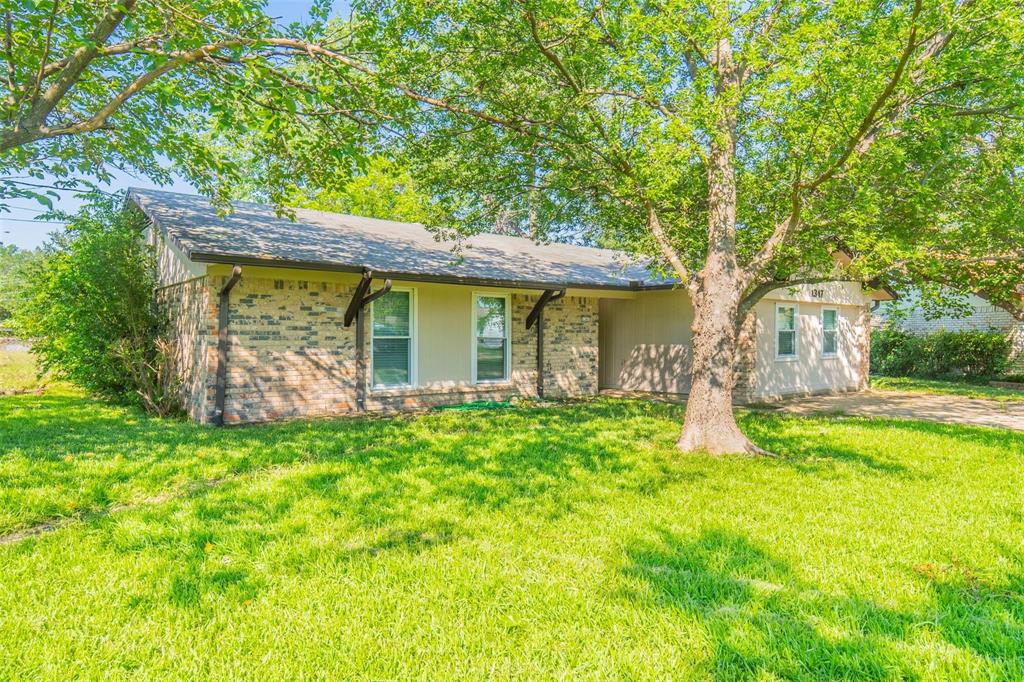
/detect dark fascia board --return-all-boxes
[188,250,679,292]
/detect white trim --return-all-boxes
[471,291,512,384]
[821,306,840,358]
[775,302,799,361]
[370,286,417,388]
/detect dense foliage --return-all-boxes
[871,328,1011,379]
[0,244,43,324]
[0,0,369,211]
[283,156,437,224]
[13,198,179,414]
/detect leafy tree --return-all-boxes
[0,0,371,209]
[327,0,1024,454]
[14,196,179,414]
[0,242,42,323]
[259,155,438,223]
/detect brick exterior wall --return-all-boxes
[157,272,600,424]
[155,276,215,421]
[733,312,758,403]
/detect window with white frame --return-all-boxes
[372,289,414,387]
[821,308,839,357]
[473,294,509,382]
[776,304,797,359]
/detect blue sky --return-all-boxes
[1,0,338,250]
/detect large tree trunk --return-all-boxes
[676,283,761,455]
[676,34,763,455]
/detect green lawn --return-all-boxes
[0,348,44,393]
[872,375,1024,403]
[2,388,1023,679]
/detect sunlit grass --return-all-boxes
[872,375,1024,402]
[0,349,43,393]
[1,387,1023,679]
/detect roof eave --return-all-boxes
[189,251,677,292]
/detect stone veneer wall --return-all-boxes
[222,275,358,423]
[161,274,601,424]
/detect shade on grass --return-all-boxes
[1,388,1023,679]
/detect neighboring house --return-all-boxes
[879,294,1024,372]
[131,189,891,425]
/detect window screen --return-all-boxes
[822,309,838,356]
[372,290,412,386]
[777,305,797,358]
[475,296,507,381]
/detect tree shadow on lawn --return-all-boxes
[623,528,1024,679]
[1,392,699,535]
[5,391,1020,536]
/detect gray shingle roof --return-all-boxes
[128,188,672,290]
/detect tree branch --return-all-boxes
[741,0,929,288]
[8,0,137,147]
[738,275,844,315]
[38,37,167,79]
[29,0,60,109]
[802,0,924,191]
[645,199,691,284]
[3,10,15,107]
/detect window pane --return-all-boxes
[823,331,838,355]
[373,338,410,385]
[476,338,506,381]
[778,330,795,356]
[476,297,506,337]
[373,291,410,337]
[777,306,795,331]
[822,309,838,331]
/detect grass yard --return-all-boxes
[0,348,43,394]
[872,375,1024,403]
[1,388,1023,679]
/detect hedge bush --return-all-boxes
[14,197,182,415]
[871,328,1011,379]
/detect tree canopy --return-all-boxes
[346,0,1022,303]
[0,0,372,209]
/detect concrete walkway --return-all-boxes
[776,390,1024,431]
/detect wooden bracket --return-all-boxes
[526,288,565,329]
[345,270,393,410]
[345,270,393,327]
[527,289,565,399]
[213,265,243,426]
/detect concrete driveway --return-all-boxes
[776,390,1024,431]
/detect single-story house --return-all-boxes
[130,188,892,425]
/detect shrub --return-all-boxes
[0,244,43,324]
[871,328,1011,379]
[13,196,182,415]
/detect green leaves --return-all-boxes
[0,1,371,213]
[13,195,175,409]
[347,0,1021,308]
